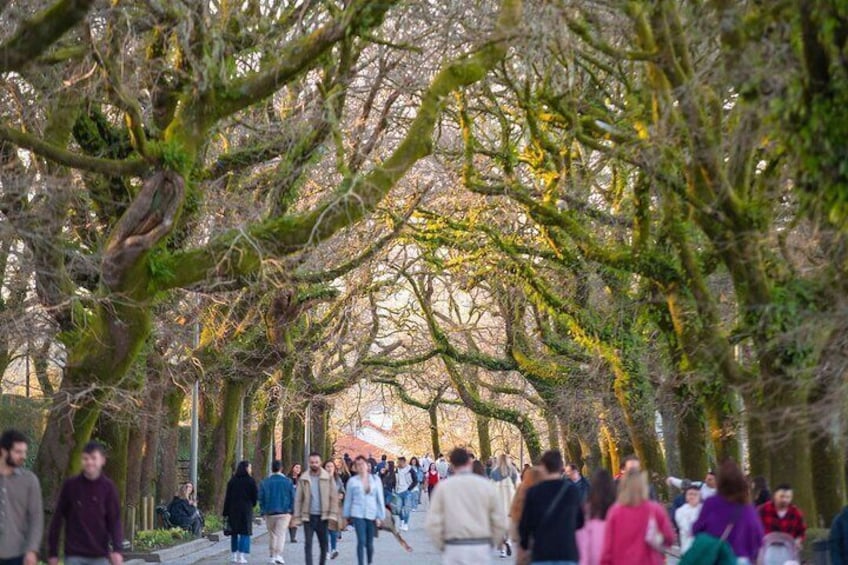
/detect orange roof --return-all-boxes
[333,434,398,460]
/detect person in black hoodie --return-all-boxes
[519,449,584,564]
[223,461,259,564]
[168,483,203,535]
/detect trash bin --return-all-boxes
[812,539,831,565]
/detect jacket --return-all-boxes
[167,497,198,528]
[576,518,606,565]
[259,474,294,515]
[343,475,386,521]
[293,468,339,526]
[425,470,507,551]
[396,465,418,492]
[0,467,43,560]
[691,495,763,560]
[519,479,584,562]
[832,506,848,565]
[600,501,674,565]
[48,473,122,559]
[223,474,258,536]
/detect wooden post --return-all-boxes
[147,496,154,530]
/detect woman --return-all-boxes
[168,482,204,536]
[409,457,424,511]
[324,460,347,560]
[343,455,386,565]
[288,463,302,543]
[491,454,518,558]
[751,475,771,507]
[510,465,542,565]
[472,459,487,476]
[223,461,259,564]
[576,469,616,565]
[691,460,764,562]
[381,460,397,494]
[426,462,439,502]
[600,470,674,565]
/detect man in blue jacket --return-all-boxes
[260,460,295,565]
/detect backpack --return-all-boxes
[679,533,737,565]
[757,532,799,565]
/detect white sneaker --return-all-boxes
[231,553,239,563]
[268,558,277,564]
[402,522,409,531]
[499,548,508,558]
[273,556,286,564]
[238,554,248,563]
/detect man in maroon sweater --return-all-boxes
[47,442,123,565]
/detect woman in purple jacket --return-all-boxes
[692,460,764,561]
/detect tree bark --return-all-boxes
[200,379,245,511]
[428,404,441,457]
[476,414,492,462]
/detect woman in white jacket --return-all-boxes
[490,454,518,558]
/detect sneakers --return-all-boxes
[505,540,512,556]
[400,522,409,531]
[499,549,508,558]
[273,556,285,564]
[330,549,339,559]
[238,554,248,564]
[231,554,239,563]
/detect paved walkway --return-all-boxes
[194,506,450,564]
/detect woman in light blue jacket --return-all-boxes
[343,456,386,565]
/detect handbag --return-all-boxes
[223,516,232,536]
[645,511,666,553]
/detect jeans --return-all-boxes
[0,557,23,565]
[266,513,291,556]
[532,562,578,565]
[352,517,376,565]
[398,490,414,523]
[412,487,420,510]
[303,514,329,565]
[230,534,251,554]
[327,528,339,551]
[64,559,110,565]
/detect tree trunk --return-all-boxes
[677,399,708,479]
[157,388,183,506]
[545,410,559,450]
[252,383,281,482]
[578,435,600,475]
[703,385,741,463]
[200,379,245,511]
[309,398,331,460]
[428,404,441,457]
[476,414,492,462]
[281,411,305,468]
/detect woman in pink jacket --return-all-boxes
[577,469,616,565]
[600,470,674,565]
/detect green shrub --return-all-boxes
[133,528,190,551]
[204,514,224,534]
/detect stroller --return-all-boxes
[757,532,800,565]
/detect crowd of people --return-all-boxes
[4,425,848,565]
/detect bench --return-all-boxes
[155,505,175,529]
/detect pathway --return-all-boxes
[193,506,455,564]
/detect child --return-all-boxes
[675,485,703,554]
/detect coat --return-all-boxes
[832,507,848,565]
[293,468,339,526]
[223,474,259,536]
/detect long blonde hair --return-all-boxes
[178,482,195,503]
[617,470,649,506]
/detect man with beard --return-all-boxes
[0,429,43,565]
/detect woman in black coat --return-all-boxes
[223,460,258,563]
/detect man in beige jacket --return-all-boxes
[426,447,506,565]
[292,453,339,565]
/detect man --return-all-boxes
[759,484,807,547]
[426,447,506,565]
[435,454,449,480]
[259,460,295,565]
[0,429,42,565]
[667,470,716,500]
[48,442,123,565]
[616,455,657,500]
[519,450,584,565]
[395,457,418,531]
[565,463,590,503]
[831,503,848,564]
[420,454,432,474]
[293,453,339,565]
